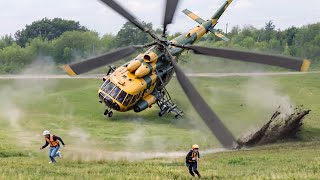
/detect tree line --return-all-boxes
[0,18,319,73]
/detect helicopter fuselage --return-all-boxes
[98,20,215,113]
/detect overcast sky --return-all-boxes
[1,0,320,37]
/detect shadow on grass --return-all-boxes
[106,109,195,129]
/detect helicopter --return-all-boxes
[63,0,311,148]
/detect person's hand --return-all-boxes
[40,147,43,150]
[63,145,66,148]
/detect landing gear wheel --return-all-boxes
[104,109,109,116]
[108,111,113,117]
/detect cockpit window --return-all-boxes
[110,86,121,99]
[101,79,110,89]
[123,94,133,106]
[116,90,127,103]
[104,82,115,94]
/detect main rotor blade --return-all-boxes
[63,46,139,76]
[184,45,311,72]
[99,0,159,40]
[163,0,179,36]
[100,0,146,32]
[168,55,237,148]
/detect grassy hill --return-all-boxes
[0,73,319,179]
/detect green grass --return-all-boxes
[0,74,319,179]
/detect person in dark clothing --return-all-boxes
[40,130,65,163]
[186,144,201,178]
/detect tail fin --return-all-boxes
[182,9,205,24]
[211,0,233,26]
[182,0,232,42]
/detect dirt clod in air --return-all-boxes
[237,105,311,147]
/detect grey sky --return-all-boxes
[1,0,320,37]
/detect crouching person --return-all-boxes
[186,144,201,178]
[40,130,65,163]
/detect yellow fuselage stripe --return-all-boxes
[196,25,207,40]
[212,19,218,26]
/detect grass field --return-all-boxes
[0,73,319,179]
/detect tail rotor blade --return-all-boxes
[184,45,311,72]
[63,46,140,76]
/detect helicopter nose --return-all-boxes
[104,96,113,107]
[112,102,120,111]
[104,97,120,111]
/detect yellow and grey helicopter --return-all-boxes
[63,0,310,148]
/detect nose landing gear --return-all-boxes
[104,108,113,117]
[107,111,113,117]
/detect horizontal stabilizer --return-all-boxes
[208,27,230,42]
[182,9,205,24]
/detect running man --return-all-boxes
[40,130,65,163]
[186,144,201,178]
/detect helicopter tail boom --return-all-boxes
[211,0,233,26]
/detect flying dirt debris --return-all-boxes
[237,106,311,147]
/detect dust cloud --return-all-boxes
[0,57,57,146]
[125,126,167,152]
[63,125,229,161]
[64,126,228,161]
[244,77,295,119]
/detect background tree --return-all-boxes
[260,20,276,42]
[51,31,101,64]
[0,44,35,73]
[15,18,88,47]
[0,35,15,49]
[115,21,153,47]
[100,33,116,53]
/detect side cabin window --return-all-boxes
[130,91,141,105]
[110,86,121,99]
[123,94,133,106]
[104,82,115,94]
[116,90,127,104]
